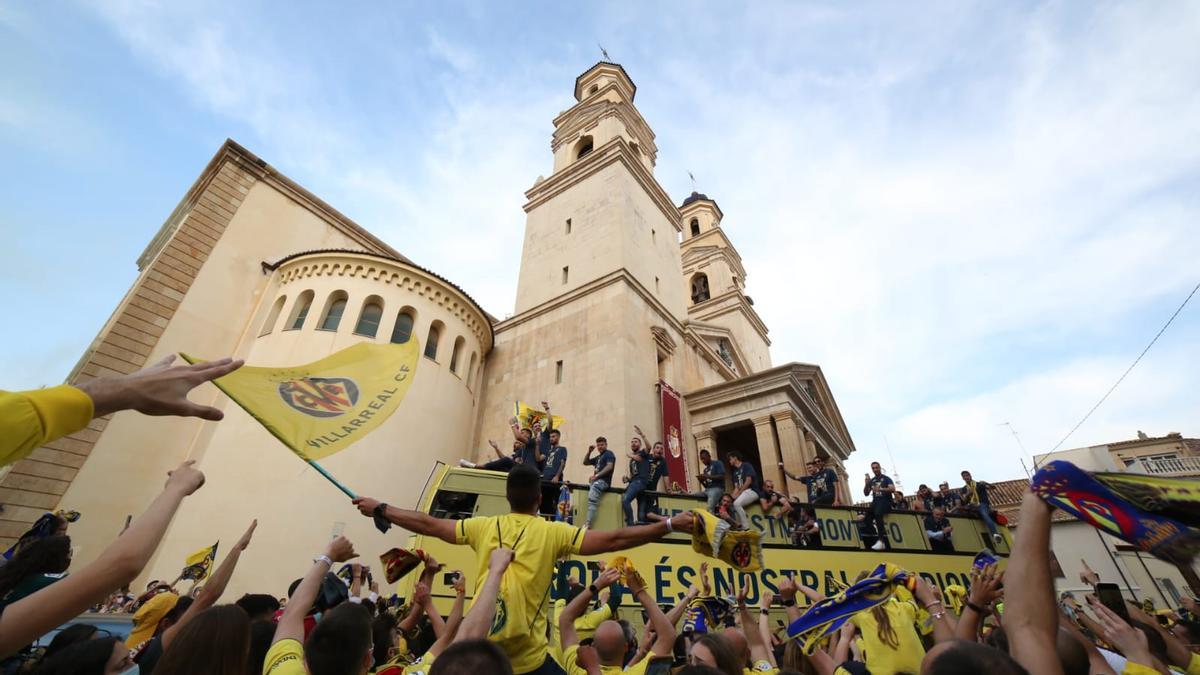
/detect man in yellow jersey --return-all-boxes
[353,465,696,675]
[559,563,675,674]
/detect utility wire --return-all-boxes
[1043,279,1200,459]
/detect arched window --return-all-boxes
[589,84,599,95]
[575,135,594,160]
[467,352,478,387]
[285,291,314,331]
[690,219,701,237]
[449,336,465,373]
[390,309,416,344]
[259,295,287,336]
[318,292,348,331]
[354,296,384,338]
[691,273,710,304]
[424,321,442,360]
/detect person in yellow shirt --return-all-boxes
[559,563,675,674]
[353,464,696,675]
[0,354,242,468]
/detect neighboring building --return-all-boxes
[0,62,856,594]
[990,432,1200,607]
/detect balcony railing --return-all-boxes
[1129,455,1200,477]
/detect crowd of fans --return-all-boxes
[1,358,1198,675]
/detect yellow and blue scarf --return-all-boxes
[786,562,914,653]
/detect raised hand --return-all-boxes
[542,400,551,411]
[488,547,514,572]
[626,566,647,595]
[351,497,382,517]
[451,570,466,594]
[700,562,712,596]
[79,354,245,420]
[736,583,749,609]
[165,460,206,495]
[969,564,1004,606]
[777,574,797,602]
[413,581,430,606]
[236,520,258,551]
[1090,597,1154,667]
[325,536,357,563]
[760,589,775,610]
[595,566,622,590]
[668,511,696,533]
[1079,559,1100,586]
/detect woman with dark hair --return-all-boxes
[32,636,134,675]
[42,624,100,659]
[0,535,72,610]
[153,605,250,675]
[687,633,743,675]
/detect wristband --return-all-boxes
[373,503,392,533]
[781,598,797,607]
[760,608,770,615]
[966,601,987,614]
[313,555,333,567]
[664,518,674,533]
[923,601,943,610]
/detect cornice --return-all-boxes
[685,320,751,377]
[495,268,685,336]
[273,251,494,352]
[687,290,771,345]
[681,238,747,282]
[681,331,739,381]
[551,99,658,162]
[525,138,681,232]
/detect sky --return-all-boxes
[2,1,1198,492]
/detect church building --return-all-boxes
[0,63,857,592]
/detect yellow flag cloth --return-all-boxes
[180,542,218,581]
[182,341,419,460]
[514,401,565,431]
[690,509,763,572]
[943,584,967,615]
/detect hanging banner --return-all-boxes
[659,380,690,492]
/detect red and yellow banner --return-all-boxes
[659,380,689,492]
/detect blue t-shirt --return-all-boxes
[648,455,668,489]
[701,459,725,488]
[866,474,895,508]
[630,450,651,483]
[735,462,762,494]
[541,446,568,481]
[587,449,616,483]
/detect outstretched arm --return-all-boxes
[579,512,694,555]
[351,498,457,544]
[561,567,620,649]
[458,548,514,640]
[736,586,772,666]
[0,461,206,658]
[665,585,701,627]
[398,583,430,634]
[509,416,525,443]
[164,519,257,649]
[274,536,356,646]
[423,575,467,659]
[1005,491,1064,675]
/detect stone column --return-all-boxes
[752,415,783,491]
[772,409,806,497]
[694,428,715,491]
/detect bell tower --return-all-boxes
[679,191,771,372]
[475,63,691,483]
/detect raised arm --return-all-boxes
[665,584,701,627]
[0,461,206,657]
[736,585,772,666]
[508,416,525,443]
[489,439,504,460]
[954,563,1002,642]
[423,573,468,659]
[273,536,356,645]
[633,425,650,450]
[776,575,804,624]
[561,567,620,649]
[163,519,257,649]
[914,577,955,644]
[458,548,514,640]
[579,512,694,556]
[398,582,429,634]
[863,475,872,497]
[758,590,779,668]
[628,567,675,657]
[351,498,457,544]
[1004,490,1064,675]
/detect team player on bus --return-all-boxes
[863,461,896,551]
[727,452,761,530]
[582,437,616,529]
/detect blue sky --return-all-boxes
[3,1,1198,491]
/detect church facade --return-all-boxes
[0,63,856,592]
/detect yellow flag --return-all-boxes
[513,401,565,431]
[180,542,218,581]
[182,341,420,460]
[690,509,764,572]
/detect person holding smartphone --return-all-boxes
[862,462,895,551]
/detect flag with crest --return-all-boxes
[689,509,763,572]
[180,542,218,581]
[513,402,565,432]
[182,341,420,461]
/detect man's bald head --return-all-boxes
[593,620,628,665]
[720,627,748,663]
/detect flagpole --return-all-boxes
[307,460,358,499]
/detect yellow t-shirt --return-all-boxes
[561,645,672,674]
[745,659,779,673]
[400,652,436,674]
[0,386,92,469]
[456,513,585,674]
[849,601,926,675]
[550,598,614,658]
[263,639,305,675]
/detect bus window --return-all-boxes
[431,490,477,520]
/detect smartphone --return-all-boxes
[1095,583,1131,623]
[443,572,460,586]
